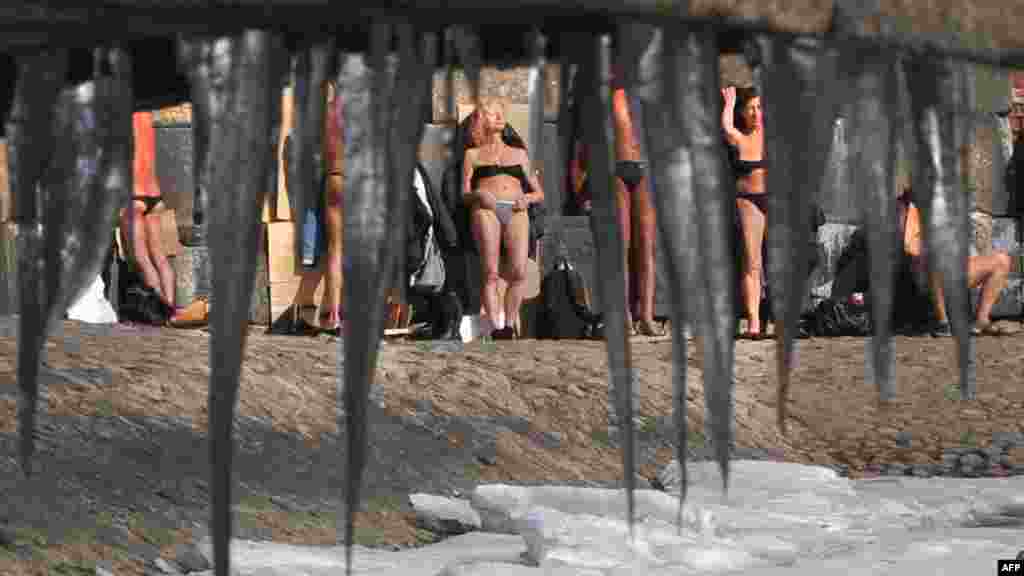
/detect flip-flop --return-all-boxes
[971,323,1009,337]
[635,320,666,338]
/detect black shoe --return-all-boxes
[930,321,952,337]
[433,292,463,341]
[491,327,516,340]
[267,304,319,336]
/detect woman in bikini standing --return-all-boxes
[721,85,767,339]
[462,99,545,339]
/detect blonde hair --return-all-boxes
[466,109,486,148]
[467,97,507,148]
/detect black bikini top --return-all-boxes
[727,144,766,176]
[733,158,767,175]
[471,163,532,192]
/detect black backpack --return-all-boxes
[538,257,595,339]
[116,256,174,325]
[800,297,871,337]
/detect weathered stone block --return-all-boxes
[970,211,992,257]
[992,216,1019,254]
[0,223,16,316]
[431,64,562,124]
[719,54,753,88]
[808,222,860,302]
[967,119,1002,214]
[154,124,196,237]
[153,103,192,126]
[542,215,671,318]
[419,124,455,193]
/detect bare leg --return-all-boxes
[970,252,1011,326]
[143,206,176,308]
[471,208,503,329]
[736,197,766,334]
[615,175,633,327]
[502,210,531,336]
[323,173,344,327]
[122,204,164,302]
[631,175,658,328]
[927,252,1011,327]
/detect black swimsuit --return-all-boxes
[615,160,646,190]
[729,145,768,212]
[133,196,163,215]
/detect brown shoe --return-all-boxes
[169,296,209,328]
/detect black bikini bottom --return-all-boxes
[615,160,646,190]
[134,196,163,215]
[735,192,768,213]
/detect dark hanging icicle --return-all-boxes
[842,46,901,401]
[336,21,395,576]
[10,48,68,476]
[759,36,836,427]
[633,22,696,522]
[289,39,334,266]
[453,25,483,105]
[53,47,134,335]
[905,56,976,400]
[203,30,282,576]
[526,28,546,170]
[676,28,735,493]
[579,32,637,538]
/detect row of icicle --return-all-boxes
[9,12,983,576]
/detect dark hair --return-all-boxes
[501,124,527,150]
[733,85,760,132]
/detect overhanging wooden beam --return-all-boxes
[0,1,1022,68]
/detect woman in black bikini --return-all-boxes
[462,99,545,339]
[721,85,767,339]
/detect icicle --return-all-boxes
[678,28,735,493]
[204,30,280,576]
[759,36,837,426]
[337,21,395,576]
[9,48,68,475]
[579,32,637,540]
[635,23,695,523]
[906,56,976,399]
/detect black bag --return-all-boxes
[117,258,174,325]
[538,257,595,339]
[801,298,871,337]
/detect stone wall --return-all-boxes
[149,57,1021,321]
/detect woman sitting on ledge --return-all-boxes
[122,111,208,328]
[461,99,544,339]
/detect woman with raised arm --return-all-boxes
[461,99,545,339]
[721,85,768,339]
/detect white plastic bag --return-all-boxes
[66,275,118,324]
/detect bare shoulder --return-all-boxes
[514,146,531,164]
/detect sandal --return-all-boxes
[267,303,318,336]
[491,326,517,340]
[635,319,665,337]
[971,322,1009,337]
[319,306,344,337]
[168,296,210,329]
